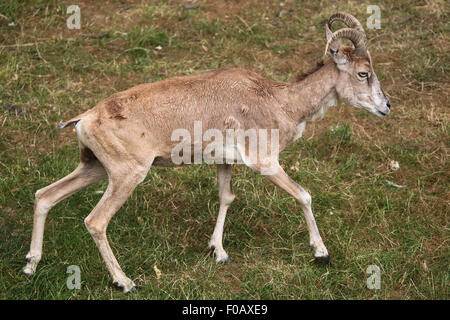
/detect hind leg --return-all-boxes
[24,157,107,275]
[83,165,149,293]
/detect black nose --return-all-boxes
[386,101,391,109]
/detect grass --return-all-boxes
[0,0,448,299]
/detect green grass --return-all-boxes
[0,0,448,299]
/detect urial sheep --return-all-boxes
[24,13,390,293]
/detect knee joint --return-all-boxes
[84,217,105,237]
[220,191,235,206]
[34,189,52,214]
[298,189,312,206]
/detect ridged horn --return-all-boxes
[328,12,366,37]
[324,27,367,56]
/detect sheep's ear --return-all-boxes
[327,45,348,67]
[325,23,344,63]
[329,48,348,65]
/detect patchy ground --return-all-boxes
[0,0,448,299]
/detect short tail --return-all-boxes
[58,109,93,129]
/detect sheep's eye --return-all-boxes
[358,72,369,78]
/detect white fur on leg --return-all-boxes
[297,188,329,260]
[23,191,52,276]
[86,218,138,293]
[23,252,41,276]
[262,164,330,262]
[209,205,232,263]
[209,165,234,263]
[310,238,329,258]
[208,237,231,263]
[23,163,107,278]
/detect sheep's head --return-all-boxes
[325,12,391,117]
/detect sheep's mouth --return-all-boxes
[371,109,388,118]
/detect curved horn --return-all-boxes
[328,12,366,36]
[324,28,367,56]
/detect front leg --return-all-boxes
[209,164,235,263]
[255,162,330,263]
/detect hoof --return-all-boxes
[113,279,138,294]
[23,266,35,276]
[208,244,232,264]
[217,256,233,264]
[126,285,141,294]
[23,253,39,276]
[314,255,332,265]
